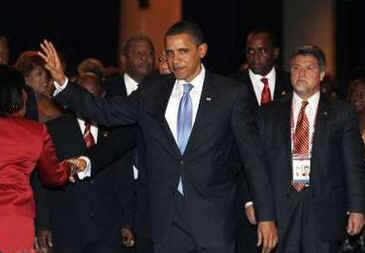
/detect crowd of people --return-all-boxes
[0,20,365,253]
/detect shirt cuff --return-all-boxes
[77,156,91,179]
[244,201,254,208]
[53,77,69,96]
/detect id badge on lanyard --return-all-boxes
[292,154,311,185]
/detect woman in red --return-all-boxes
[0,65,72,253]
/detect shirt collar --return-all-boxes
[249,67,276,84]
[176,64,205,90]
[124,73,139,86]
[293,90,320,106]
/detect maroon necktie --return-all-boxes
[83,122,95,148]
[292,101,309,192]
[260,77,272,104]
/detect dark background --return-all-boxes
[0,0,362,91]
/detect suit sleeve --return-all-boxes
[31,170,52,231]
[112,151,136,229]
[85,125,137,175]
[342,108,365,214]
[54,82,139,127]
[37,125,71,187]
[231,85,275,222]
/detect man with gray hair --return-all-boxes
[256,45,365,252]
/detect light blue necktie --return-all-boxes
[177,83,193,195]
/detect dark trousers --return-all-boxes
[154,192,235,253]
[276,189,341,253]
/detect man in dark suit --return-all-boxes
[104,35,155,253]
[105,35,155,98]
[234,28,292,253]
[257,45,365,252]
[236,28,292,107]
[40,21,278,253]
[35,73,136,253]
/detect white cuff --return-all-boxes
[53,77,69,96]
[244,201,253,208]
[77,156,91,180]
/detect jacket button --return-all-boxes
[180,160,184,165]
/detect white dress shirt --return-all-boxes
[248,67,276,105]
[124,73,139,96]
[165,65,205,142]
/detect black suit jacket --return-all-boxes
[104,74,152,240]
[236,68,292,108]
[35,114,136,252]
[104,75,128,98]
[233,69,292,215]
[54,72,274,245]
[257,94,365,240]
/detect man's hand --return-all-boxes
[347,212,365,236]
[245,204,257,225]
[36,229,53,253]
[257,221,278,253]
[64,158,87,183]
[121,227,135,248]
[38,40,66,85]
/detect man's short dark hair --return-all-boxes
[0,65,26,117]
[165,21,204,45]
[246,27,279,48]
[291,45,326,72]
[120,35,155,57]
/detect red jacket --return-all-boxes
[0,116,70,218]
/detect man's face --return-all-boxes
[122,40,154,82]
[165,33,207,82]
[0,38,9,65]
[350,81,365,113]
[246,33,278,76]
[290,55,325,99]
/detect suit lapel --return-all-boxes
[242,71,259,107]
[145,76,181,157]
[310,95,329,190]
[274,71,289,100]
[183,72,219,155]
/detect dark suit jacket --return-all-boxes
[236,68,292,108]
[35,114,136,252]
[104,74,152,240]
[233,69,292,222]
[54,72,274,246]
[104,75,127,98]
[257,94,365,241]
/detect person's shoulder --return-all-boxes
[11,117,47,136]
[207,71,242,89]
[45,113,75,128]
[261,94,291,113]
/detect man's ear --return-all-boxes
[198,43,208,59]
[273,48,280,60]
[320,71,325,82]
[120,54,127,69]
